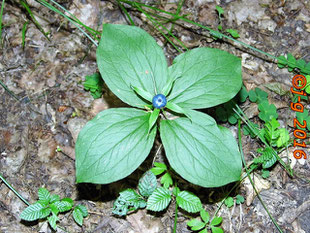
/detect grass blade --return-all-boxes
[0,0,5,44]
[22,21,29,48]
[20,0,50,41]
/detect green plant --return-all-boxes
[151,162,173,188]
[215,5,240,39]
[187,209,223,233]
[20,188,88,231]
[215,85,248,124]
[296,109,310,131]
[224,194,244,208]
[301,75,310,94]
[277,53,310,75]
[248,87,278,122]
[113,169,202,216]
[83,72,104,99]
[75,24,243,188]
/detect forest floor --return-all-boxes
[0,0,310,232]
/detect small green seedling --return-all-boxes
[187,209,224,233]
[215,5,240,39]
[258,101,278,122]
[248,87,278,122]
[215,85,248,124]
[277,53,310,75]
[83,72,104,99]
[224,195,245,208]
[113,169,202,216]
[151,162,173,188]
[224,197,234,208]
[261,169,270,179]
[20,188,88,231]
[248,87,268,103]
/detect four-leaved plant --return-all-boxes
[75,24,243,188]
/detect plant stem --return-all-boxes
[237,120,283,233]
[133,2,186,53]
[0,79,20,101]
[173,183,178,233]
[118,0,278,61]
[0,174,30,206]
[0,0,5,44]
[117,0,135,26]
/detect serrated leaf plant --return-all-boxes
[112,169,203,215]
[75,23,243,188]
[20,188,88,231]
[187,209,224,233]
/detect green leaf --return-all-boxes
[83,73,104,99]
[258,101,278,122]
[160,172,173,188]
[166,102,192,120]
[168,47,242,109]
[255,88,268,103]
[248,90,257,102]
[187,219,206,231]
[226,29,240,38]
[162,76,180,96]
[49,194,60,204]
[199,229,208,233]
[176,191,202,213]
[276,128,289,147]
[20,203,47,221]
[277,55,287,68]
[287,53,296,68]
[131,85,153,102]
[55,200,73,212]
[150,162,167,175]
[215,107,228,122]
[172,187,180,196]
[200,209,210,223]
[38,188,50,202]
[148,108,160,133]
[296,109,310,131]
[261,169,270,179]
[211,226,224,233]
[236,85,248,102]
[236,194,244,204]
[215,5,224,15]
[224,197,234,208]
[254,147,277,169]
[138,170,157,197]
[62,198,74,206]
[50,203,59,215]
[75,108,156,184]
[47,213,58,231]
[210,216,223,226]
[96,24,168,108]
[160,110,242,187]
[118,189,145,210]
[263,118,280,146]
[75,205,88,217]
[73,207,84,226]
[146,187,171,211]
[302,63,310,75]
[296,59,306,69]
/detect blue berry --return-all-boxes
[152,94,167,109]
